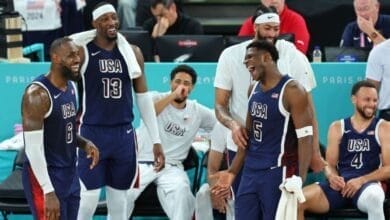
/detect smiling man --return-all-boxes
[298,80,390,220]
[70,2,164,219]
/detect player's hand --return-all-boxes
[173,85,188,100]
[210,191,227,213]
[328,174,345,191]
[341,177,364,198]
[45,191,60,220]
[153,143,165,172]
[231,121,248,149]
[310,151,327,173]
[85,142,99,169]
[210,171,235,196]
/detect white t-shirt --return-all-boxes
[214,39,316,152]
[210,122,228,153]
[366,39,390,110]
[137,91,216,164]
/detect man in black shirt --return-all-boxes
[142,0,203,38]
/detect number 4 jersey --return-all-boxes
[338,117,382,180]
[79,42,134,126]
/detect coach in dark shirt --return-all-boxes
[340,0,390,49]
[143,0,203,39]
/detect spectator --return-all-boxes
[365,38,390,121]
[298,80,390,220]
[117,0,137,30]
[340,0,390,49]
[142,0,203,39]
[136,0,184,27]
[238,0,310,54]
[127,64,216,220]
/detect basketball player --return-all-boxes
[298,80,390,220]
[21,37,99,220]
[127,64,216,219]
[212,40,313,219]
[71,2,164,219]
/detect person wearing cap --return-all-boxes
[340,0,390,50]
[69,2,165,220]
[209,2,324,218]
[238,0,310,54]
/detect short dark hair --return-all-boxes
[251,3,278,23]
[351,80,377,96]
[246,40,279,62]
[151,0,174,9]
[170,64,197,85]
[50,37,73,56]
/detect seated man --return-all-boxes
[340,0,390,49]
[238,0,310,54]
[127,64,216,220]
[298,80,390,220]
[142,0,203,39]
[195,122,234,220]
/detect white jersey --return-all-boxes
[214,39,316,152]
[137,91,216,164]
[366,39,390,110]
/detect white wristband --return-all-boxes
[295,126,313,138]
[24,130,54,194]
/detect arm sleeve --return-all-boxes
[24,130,54,194]
[136,92,161,144]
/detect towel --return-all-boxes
[0,133,24,150]
[275,175,306,220]
[69,29,142,79]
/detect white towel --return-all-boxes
[0,133,24,150]
[275,175,306,220]
[69,29,142,79]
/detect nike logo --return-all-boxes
[267,16,273,19]
[353,37,360,40]
[344,130,351,133]
[54,93,61,99]
[126,129,133,134]
[91,51,101,56]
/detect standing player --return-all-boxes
[21,37,99,220]
[298,80,390,220]
[70,2,164,219]
[212,40,313,219]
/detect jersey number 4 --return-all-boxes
[351,152,363,169]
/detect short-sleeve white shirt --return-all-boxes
[214,39,316,151]
[137,91,216,164]
[366,39,390,110]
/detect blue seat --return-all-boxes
[23,43,45,62]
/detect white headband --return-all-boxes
[254,12,280,24]
[92,4,116,21]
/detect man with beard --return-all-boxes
[298,80,390,220]
[209,3,324,218]
[70,2,164,219]
[212,40,313,219]
[127,64,216,220]
[21,37,99,220]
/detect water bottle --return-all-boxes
[312,46,322,63]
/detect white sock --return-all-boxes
[357,183,385,220]
[77,182,101,220]
[106,186,128,220]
